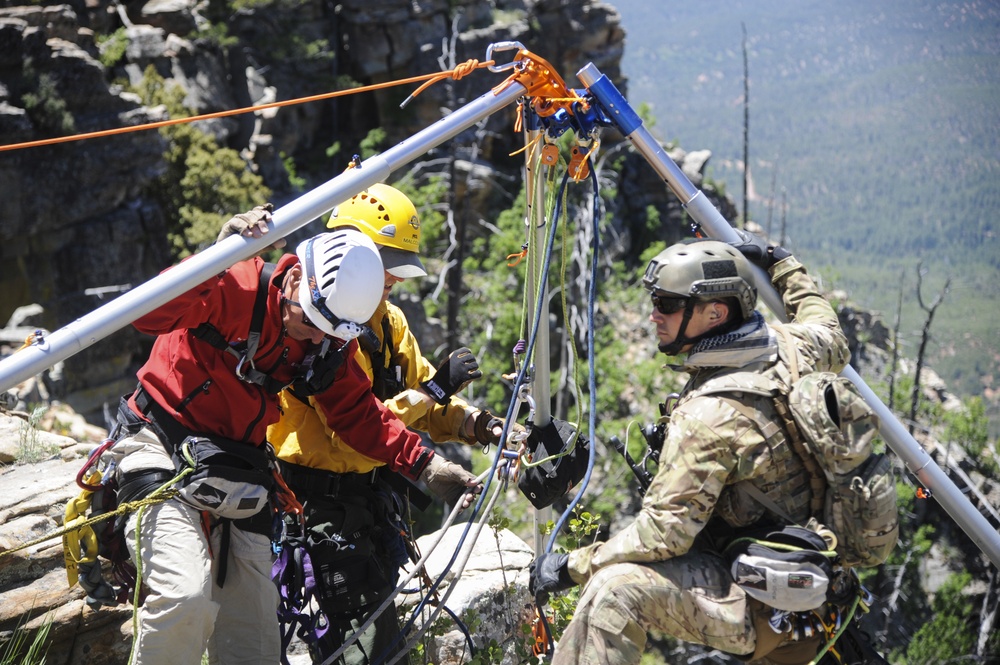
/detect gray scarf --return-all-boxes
[680,311,777,370]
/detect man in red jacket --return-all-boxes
[106,208,481,665]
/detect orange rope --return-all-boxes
[509,131,542,158]
[400,58,492,108]
[0,59,496,153]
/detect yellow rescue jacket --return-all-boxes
[269,300,478,474]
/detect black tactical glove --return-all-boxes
[420,347,482,405]
[729,228,790,271]
[528,552,576,604]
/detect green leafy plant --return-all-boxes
[96,27,129,68]
[21,67,74,136]
[130,65,271,260]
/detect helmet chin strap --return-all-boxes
[658,302,697,356]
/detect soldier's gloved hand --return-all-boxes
[216,203,286,250]
[729,229,790,271]
[77,560,117,607]
[419,454,482,509]
[420,347,482,405]
[529,552,576,604]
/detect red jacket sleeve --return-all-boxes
[311,351,433,480]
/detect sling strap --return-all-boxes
[190,263,290,395]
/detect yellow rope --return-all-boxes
[0,468,192,559]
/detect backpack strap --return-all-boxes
[360,316,399,402]
[190,263,289,394]
[686,366,827,520]
[770,325,827,516]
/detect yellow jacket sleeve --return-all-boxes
[376,303,478,444]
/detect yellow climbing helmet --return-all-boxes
[328,183,427,278]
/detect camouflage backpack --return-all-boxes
[692,326,899,569]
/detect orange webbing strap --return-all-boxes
[506,243,528,267]
[272,467,304,527]
[16,330,44,351]
[532,604,552,656]
[0,60,496,154]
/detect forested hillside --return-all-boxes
[612,0,1000,415]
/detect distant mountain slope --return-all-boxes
[610,0,1000,405]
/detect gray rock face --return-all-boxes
[0,0,627,425]
[0,411,132,665]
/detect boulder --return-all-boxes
[401,522,537,664]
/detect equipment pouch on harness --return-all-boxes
[726,526,837,612]
[173,436,275,520]
[305,495,394,618]
[517,418,591,509]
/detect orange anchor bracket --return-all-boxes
[495,47,589,120]
[532,605,552,657]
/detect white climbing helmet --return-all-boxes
[295,230,384,340]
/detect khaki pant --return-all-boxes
[553,551,757,665]
[118,429,280,665]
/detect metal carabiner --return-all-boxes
[234,352,252,382]
[486,41,527,73]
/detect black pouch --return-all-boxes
[517,418,591,509]
[174,436,274,520]
[306,495,394,618]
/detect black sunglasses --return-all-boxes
[283,296,324,331]
[651,294,689,315]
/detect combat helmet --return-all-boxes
[642,239,757,319]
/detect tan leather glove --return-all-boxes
[468,409,526,448]
[216,203,285,250]
[419,454,482,509]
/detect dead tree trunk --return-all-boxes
[779,188,787,247]
[888,271,905,413]
[907,262,951,435]
[741,22,749,230]
[978,568,998,657]
[441,17,463,350]
[766,160,778,239]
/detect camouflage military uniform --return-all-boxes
[556,256,850,665]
